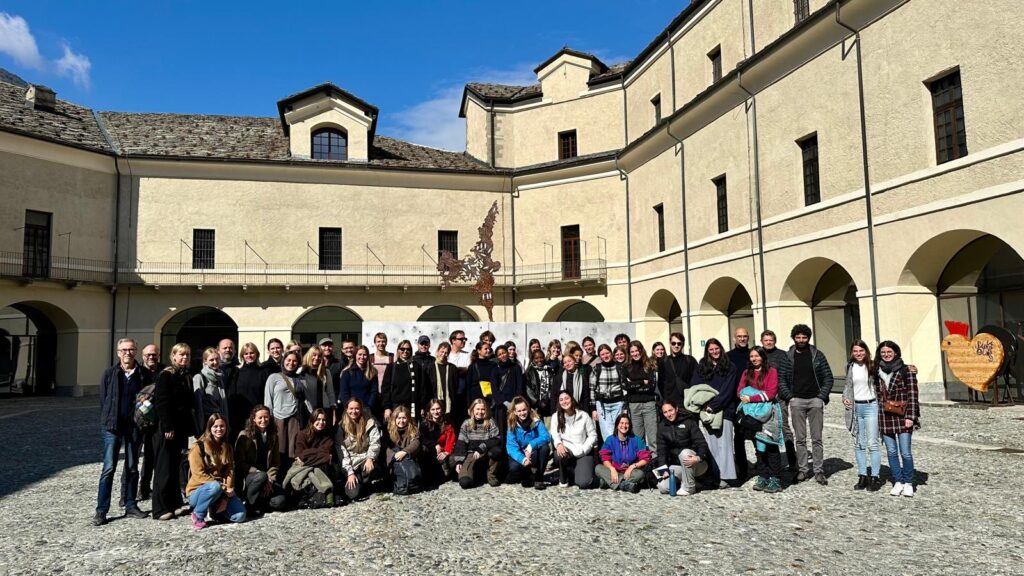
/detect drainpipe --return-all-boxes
[736,71,769,333]
[665,123,694,354]
[489,102,496,168]
[510,174,517,322]
[836,2,882,343]
[614,155,633,323]
[94,110,121,359]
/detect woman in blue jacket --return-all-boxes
[692,338,739,487]
[506,396,551,490]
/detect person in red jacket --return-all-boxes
[419,399,456,487]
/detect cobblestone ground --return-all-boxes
[1,396,1022,576]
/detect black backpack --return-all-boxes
[392,458,422,496]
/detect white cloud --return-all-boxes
[0,12,44,69]
[387,64,536,152]
[55,43,91,89]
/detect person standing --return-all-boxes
[151,343,196,521]
[425,342,457,416]
[94,338,150,525]
[448,330,471,428]
[261,338,284,383]
[302,347,336,424]
[875,341,920,497]
[382,340,426,422]
[779,324,834,486]
[192,348,229,438]
[624,341,659,455]
[412,335,436,374]
[218,339,238,406]
[339,345,378,410]
[581,336,599,368]
[264,350,307,466]
[658,333,696,408]
[136,343,165,502]
[692,338,738,487]
[552,353,592,415]
[340,339,356,371]
[525,349,555,416]
[229,343,264,446]
[372,332,394,394]
[320,338,343,400]
[760,330,796,473]
[737,347,784,493]
[727,328,751,481]
[590,344,627,440]
[842,340,883,492]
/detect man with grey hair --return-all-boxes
[95,338,150,525]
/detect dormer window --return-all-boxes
[312,127,348,160]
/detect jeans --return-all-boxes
[883,432,914,485]
[595,401,625,440]
[508,444,550,484]
[854,402,881,476]
[789,397,824,474]
[96,429,140,515]
[656,449,708,494]
[187,481,246,523]
[628,401,658,454]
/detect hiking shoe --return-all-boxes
[889,482,904,496]
[752,477,768,491]
[763,477,783,493]
[814,473,828,486]
[92,512,107,526]
[125,507,148,519]
[854,475,868,490]
[191,513,207,530]
[794,471,811,483]
[901,483,914,497]
[868,477,884,492]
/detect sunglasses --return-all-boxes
[398,347,412,352]
[453,337,467,341]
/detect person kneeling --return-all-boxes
[419,399,456,488]
[186,414,246,529]
[506,396,551,490]
[550,391,598,489]
[656,401,710,496]
[454,399,503,489]
[234,405,288,515]
[285,409,336,508]
[387,405,423,495]
[335,398,383,502]
[595,414,651,493]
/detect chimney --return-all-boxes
[25,84,56,112]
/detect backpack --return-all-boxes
[392,457,422,496]
[134,384,157,431]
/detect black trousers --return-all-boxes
[755,444,783,478]
[150,431,185,517]
[734,429,749,479]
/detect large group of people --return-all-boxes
[94,324,921,528]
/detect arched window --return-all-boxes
[311,127,348,160]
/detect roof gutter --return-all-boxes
[613,154,632,323]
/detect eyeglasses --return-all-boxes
[143,353,159,358]
[118,349,137,354]
[670,342,683,346]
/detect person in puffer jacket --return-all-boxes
[506,396,551,490]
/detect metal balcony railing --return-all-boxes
[515,258,607,286]
[0,251,115,284]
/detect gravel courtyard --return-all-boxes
[1,396,1022,576]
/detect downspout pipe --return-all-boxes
[665,123,694,355]
[510,174,517,322]
[836,2,882,344]
[614,155,633,323]
[94,110,121,360]
[736,71,769,334]
[489,102,496,168]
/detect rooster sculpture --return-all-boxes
[940,320,1004,392]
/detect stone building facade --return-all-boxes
[0,0,1021,400]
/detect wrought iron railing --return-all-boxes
[0,251,115,284]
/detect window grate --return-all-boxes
[654,204,666,252]
[192,229,215,269]
[714,176,728,234]
[319,227,342,270]
[438,230,458,261]
[709,46,722,84]
[800,134,820,206]
[794,0,810,23]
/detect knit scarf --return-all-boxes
[876,357,905,376]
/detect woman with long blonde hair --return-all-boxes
[186,413,246,529]
[302,346,336,424]
[386,405,422,495]
[151,342,195,521]
[335,398,383,501]
[505,395,550,490]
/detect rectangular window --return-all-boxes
[708,46,722,84]
[561,225,581,280]
[929,70,968,164]
[319,227,342,270]
[22,210,51,278]
[558,130,578,160]
[713,176,728,234]
[654,204,666,252]
[799,134,821,206]
[438,230,458,260]
[794,0,810,23]
[192,228,215,269]
[652,94,662,125]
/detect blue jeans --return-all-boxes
[96,429,140,515]
[853,403,881,476]
[882,432,914,485]
[187,481,246,523]
[596,401,625,439]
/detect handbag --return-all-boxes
[879,374,907,416]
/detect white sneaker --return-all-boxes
[558,482,569,488]
[889,482,904,496]
[901,483,914,497]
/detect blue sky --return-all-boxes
[0,1,687,151]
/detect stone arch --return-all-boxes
[542,300,605,322]
[292,305,363,349]
[159,307,239,371]
[0,300,79,395]
[417,305,478,322]
[698,277,754,343]
[782,258,863,377]
[643,289,684,342]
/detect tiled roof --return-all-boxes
[465,82,542,103]
[99,110,493,172]
[0,81,111,152]
[589,60,633,85]
[0,67,28,87]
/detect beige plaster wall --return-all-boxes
[464,99,491,164]
[288,106,370,161]
[625,49,674,144]
[672,0,747,107]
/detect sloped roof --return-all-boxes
[0,81,111,153]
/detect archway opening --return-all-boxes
[160,307,238,372]
[810,264,860,380]
[417,305,477,322]
[557,301,605,322]
[700,278,754,344]
[0,302,77,395]
[646,289,684,336]
[292,306,362,351]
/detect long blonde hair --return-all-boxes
[302,346,326,382]
[466,398,493,431]
[342,398,370,453]
[387,405,419,444]
[506,395,540,431]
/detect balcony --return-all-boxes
[0,251,115,285]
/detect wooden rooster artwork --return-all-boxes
[940,320,1005,392]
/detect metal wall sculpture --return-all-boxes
[437,201,502,321]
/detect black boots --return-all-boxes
[854,475,869,490]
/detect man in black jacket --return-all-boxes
[412,335,436,373]
[95,338,151,525]
[134,343,165,502]
[658,332,696,407]
[319,337,343,398]
[778,324,834,486]
[727,327,751,481]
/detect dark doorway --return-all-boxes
[561,225,581,280]
[161,307,238,373]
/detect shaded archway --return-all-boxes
[0,301,78,395]
[417,305,477,322]
[543,301,605,322]
[905,233,1024,399]
[700,277,754,339]
[160,307,238,372]
[292,306,362,351]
